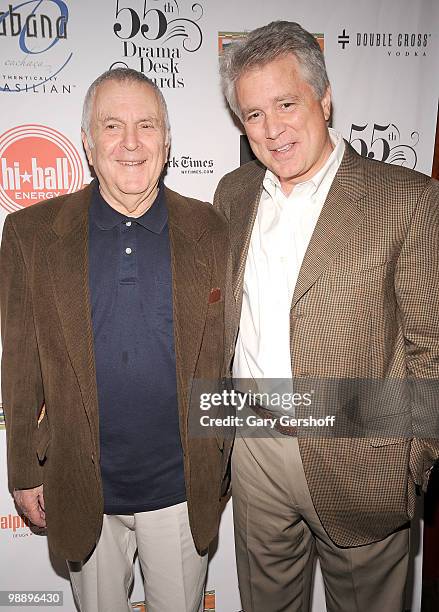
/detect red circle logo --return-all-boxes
[0,125,84,212]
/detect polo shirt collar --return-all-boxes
[91,180,168,234]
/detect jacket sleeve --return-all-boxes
[0,214,45,492]
[213,176,231,220]
[395,179,439,491]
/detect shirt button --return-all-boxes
[125,221,132,227]
[125,247,132,255]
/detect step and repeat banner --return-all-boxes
[0,1,438,610]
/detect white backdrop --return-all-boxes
[0,0,438,610]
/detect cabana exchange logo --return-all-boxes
[0,0,74,94]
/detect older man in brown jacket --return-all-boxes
[215,20,439,612]
[1,68,230,612]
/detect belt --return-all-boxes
[251,402,297,437]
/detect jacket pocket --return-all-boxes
[368,436,410,447]
[36,416,51,462]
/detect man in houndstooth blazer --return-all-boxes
[214,21,439,612]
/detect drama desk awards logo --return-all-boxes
[0,124,84,212]
[0,0,74,94]
[348,123,419,169]
[111,0,205,88]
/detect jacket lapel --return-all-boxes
[165,188,211,434]
[45,184,212,445]
[231,163,265,310]
[292,144,366,306]
[46,184,99,446]
[228,146,367,308]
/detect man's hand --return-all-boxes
[13,485,46,528]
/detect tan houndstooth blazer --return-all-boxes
[214,142,439,547]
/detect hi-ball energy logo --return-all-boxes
[0,125,84,211]
[0,0,73,94]
[110,0,205,87]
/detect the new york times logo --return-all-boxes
[167,155,214,175]
[110,0,204,88]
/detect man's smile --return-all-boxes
[117,160,146,166]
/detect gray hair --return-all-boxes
[81,67,170,145]
[220,21,330,119]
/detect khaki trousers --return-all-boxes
[68,501,207,612]
[232,433,410,612]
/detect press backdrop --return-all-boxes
[1,1,438,610]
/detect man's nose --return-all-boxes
[122,125,140,150]
[264,114,285,140]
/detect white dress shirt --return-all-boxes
[233,129,345,385]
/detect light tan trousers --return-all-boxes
[68,501,207,612]
[232,433,410,612]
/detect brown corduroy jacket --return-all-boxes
[1,183,231,561]
[214,142,439,547]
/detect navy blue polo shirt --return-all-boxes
[88,180,186,514]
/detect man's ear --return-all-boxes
[321,86,332,122]
[81,129,94,167]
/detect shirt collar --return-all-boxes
[263,128,345,199]
[90,180,168,234]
